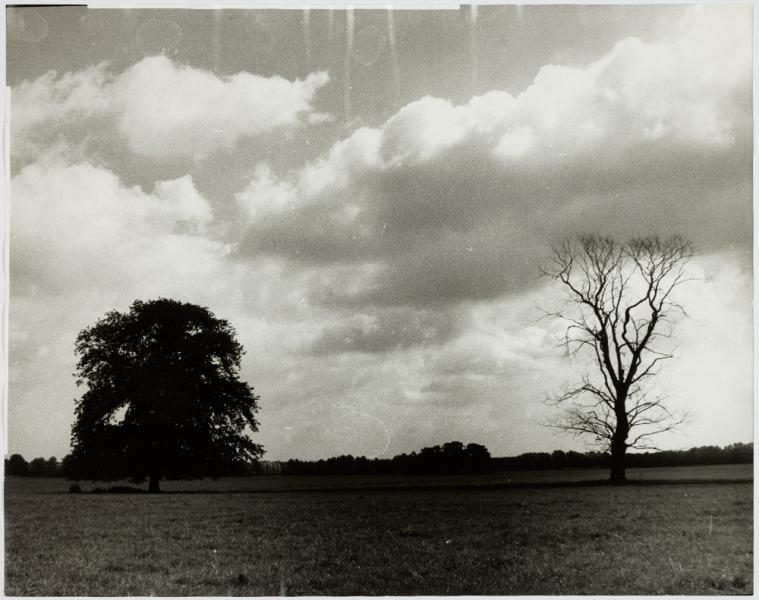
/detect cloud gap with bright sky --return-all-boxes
[6,4,752,461]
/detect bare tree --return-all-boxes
[543,235,694,481]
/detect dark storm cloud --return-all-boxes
[332,225,543,308]
[238,131,750,311]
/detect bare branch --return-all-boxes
[542,234,694,478]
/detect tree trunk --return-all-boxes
[148,474,160,493]
[610,417,628,482]
[610,391,629,482]
[610,441,626,482]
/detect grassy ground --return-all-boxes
[5,467,753,595]
[11,462,751,494]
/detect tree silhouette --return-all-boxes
[5,454,28,476]
[68,298,262,492]
[543,235,693,481]
[28,457,48,477]
[45,457,59,477]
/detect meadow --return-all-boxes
[5,465,753,596]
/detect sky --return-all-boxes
[5,3,753,462]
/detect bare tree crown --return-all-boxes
[544,235,694,454]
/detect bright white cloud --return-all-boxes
[381,96,471,165]
[11,62,112,158]
[11,55,330,161]
[665,252,754,445]
[10,156,224,296]
[114,56,329,160]
[299,127,383,197]
[375,4,750,167]
[11,62,112,130]
[238,163,297,221]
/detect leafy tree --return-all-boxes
[60,454,74,477]
[28,457,48,477]
[543,235,693,481]
[68,298,263,492]
[551,449,567,469]
[5,454,28,476]
[464,443,492,473]
[45,457,59,477]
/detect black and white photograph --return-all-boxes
[3,2,754,595]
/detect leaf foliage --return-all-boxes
[69,298,262,482]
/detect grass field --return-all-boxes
[5,465,753,595]
[9,462,750,494]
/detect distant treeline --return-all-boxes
[278,442,492,476]
[5,454,64,477]
[4,453,248,479]
[494,442,754,471]
[5,442,752,478]
[259,442,754,476]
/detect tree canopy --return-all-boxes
[68,298,262,491]
[6,454,29,476]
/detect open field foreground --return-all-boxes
[5,469,753,596]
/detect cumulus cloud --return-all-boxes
[11,62,112,129]
[11,55,330,161]
[236,5,751,311]
[10,156,224,297]
[114,57,329,160]
[10,62,112,158]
